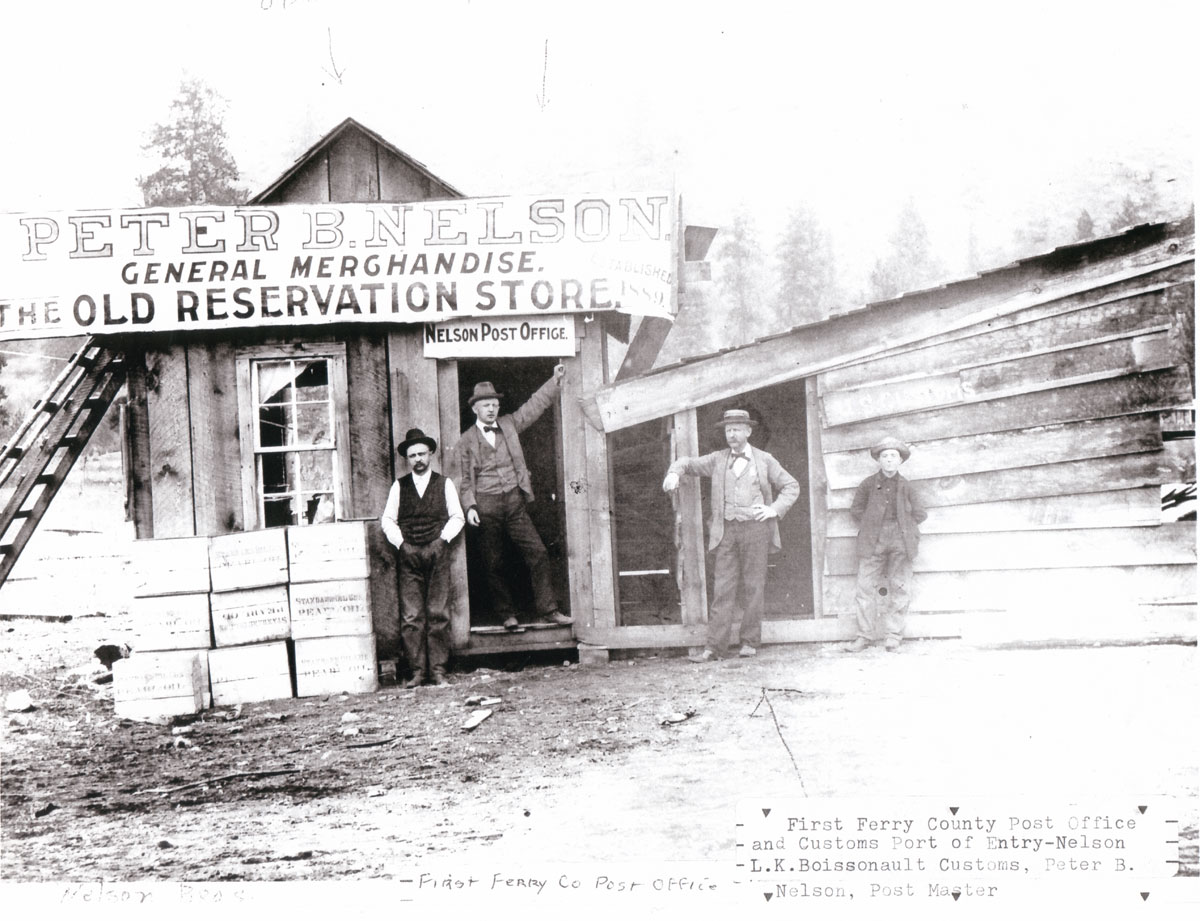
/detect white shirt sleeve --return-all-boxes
[441,476,466,542]
[380,480,403,548]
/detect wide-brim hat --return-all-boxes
[870,436,911,462]
[468,381,503,406]
[714,409,757,429]
[398,427,437,456]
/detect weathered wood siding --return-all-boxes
[815,262,1196,624]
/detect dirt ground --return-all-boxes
[1,460,1197,913]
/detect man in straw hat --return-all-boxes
[381,427,465,688]
[662,408,799,661]
[847,435,927,653]
[456,365,572,630]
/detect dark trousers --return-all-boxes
[398,540,451,677]
[708,518,771,654]
[476,488,557,617]
[854,520,912,640]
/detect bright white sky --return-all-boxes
[1,0,1195,281]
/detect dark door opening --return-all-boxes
[696,379,814,619]
[454,358,568,626]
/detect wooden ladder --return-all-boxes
[0,338,127,589]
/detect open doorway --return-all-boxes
[454,358,569,627]
[696,379,814,619]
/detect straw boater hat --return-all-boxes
[870,436,911,462]
[468,381,503,406]
[714,409,757,429]
[397,427,437,456]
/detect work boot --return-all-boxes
[884,636,901,652]
[688,648,717,663]
[429,669,450,687]
[503,616,521,631]
[738,644,757,658]
[541,611,573,626]
[404,673,426,689]
[846,637,870,653]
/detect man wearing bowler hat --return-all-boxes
[381,427,465,687]
[662,409,799,661]
[456,365,571,630]
[847,435,927,653]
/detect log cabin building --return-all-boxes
[113,117,1194,676]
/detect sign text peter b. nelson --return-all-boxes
[0,194,674,341]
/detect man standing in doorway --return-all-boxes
[456,365,572,630]
[662,409,800,661]
[381,427,465,688]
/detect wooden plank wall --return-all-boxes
[815,264,1196,630]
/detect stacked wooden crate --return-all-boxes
[207,529,293,705]
[118,536,212,720]
[287,521,379,697]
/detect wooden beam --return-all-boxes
[820,277,1187,392]
[828,440,1195,510]
[671,408,707,626]
[123,348,155,540]
[824,522,1195,575]
[594,240,1192,432]
[821,368,1194,453]
[827,487,1161,537]
[805,377,829,618]
[615,317,674,380]
[826,412,1164,491]
[823,564,1196,614]
[561,320,595,627]
[581,326,617,629]
[821,330,1173,427]
[436,360,471,652]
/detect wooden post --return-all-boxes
[805,377,829,618]
[672,408,707,625]
[123,348,155,540]
[436,359,471,652]
[561,317,595,627]
[579,319,617,629]
[187,340,241,536]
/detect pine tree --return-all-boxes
[774,205,837,326]
[1075,209,1095,241]
[868,199,942,301]
[139,78,246,206]
[712,209,766,345]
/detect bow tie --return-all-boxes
[729,452,748,463]
[483,425,499,434]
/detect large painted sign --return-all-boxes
[0,194,674,341]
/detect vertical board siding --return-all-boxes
[344,332,392,520]
[329,132,380,202]
[124,349,155,539]
[146,346,195,537]
[272,156,329,204]
[379,154,432,202]
[671,408,707,626]
[186,340,242,536]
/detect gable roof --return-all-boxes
[247,117,464,204]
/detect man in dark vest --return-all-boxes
[456,365,572,630]
[381,428,465,688]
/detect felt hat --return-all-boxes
[714,408,757,429]
[870,436,911,462]
[398,427,437,456]
[468,381,503,406]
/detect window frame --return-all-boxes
[235,341,352,531]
